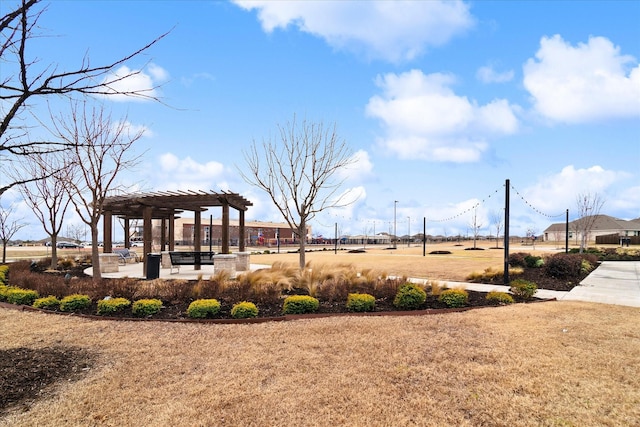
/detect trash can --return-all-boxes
[146,253,161,279]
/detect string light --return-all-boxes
[510,184,565,218]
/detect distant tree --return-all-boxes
[0,0,167,196]
[17,151,72,268]
[489,209,503,249]
[526,227,538,250]
[52,101,144,280]
[0,201,27,263]
[242,115,355,269]
[575,192,605,253]
[468,207,483,249]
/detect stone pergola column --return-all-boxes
[239,209,245,252]
[169,211,175,251]
[103,210,113,253]
[124,217,130,248]
[194,211,202,270]
[143,206,153,272]
[222,202,230,254]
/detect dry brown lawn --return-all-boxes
[1,301,639,426]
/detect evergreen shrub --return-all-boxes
[187,298,221,318]
[509,279,538,300]
[97,297,131,315]
[346,293,375,312]
[282,295,319,315]
[438,289,468,308]
[393,284,426,310]
[486,291,514,305]
[231,301,259,319]
[59,294,91,312]
[132,299,163,317]
[7,288,39,306]
[33,295,61,310]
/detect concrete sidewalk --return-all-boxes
[561,261,640,307]
[413,261,640,308]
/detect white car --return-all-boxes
[130,241,143,247]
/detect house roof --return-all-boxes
[544,214,640,233]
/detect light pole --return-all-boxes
[407,216,410,247]
[394,200,398,249]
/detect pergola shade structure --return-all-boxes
[101,190,252,271]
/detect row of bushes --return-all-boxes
[1,280,523,319]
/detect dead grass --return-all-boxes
[1,301,639,426]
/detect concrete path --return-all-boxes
[410,261,640,308]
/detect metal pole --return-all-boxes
[407,216,410,247]
[565,209,569,254]
[504,179,510,285]
[394,200,398,249]
[334,223,338,254]
[209,215,213,254]
[423,217,426,256]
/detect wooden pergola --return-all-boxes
[101,190,253,271]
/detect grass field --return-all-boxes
[1,301,638,426]
[2,242,638,426]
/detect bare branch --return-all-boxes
[241,115,354,269]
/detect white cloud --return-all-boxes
[98,63,169,101]
[338,149,374,182]
[366,70,519,162]
[523,165,628,216]
[115,121,153,138]
[233,0,474,62]
[523,35,640,123]
[476,64,514,83]
[156,153,227,191]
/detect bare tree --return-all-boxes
[53,101,144,280]
[242,116,355,269]
[0,0,167,196]
[0,201,28,263]
[575,192,605,253]
[468,207,483,249]
[489,209,503,249]
[17,151,72,268]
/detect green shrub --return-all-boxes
[0,284,14,301]
[282,295,319,315]
[509,279,538,300]
[438,289,468,308]
[33,295,60,310]
[132,299,163,317]
[59,294,91,312]
[486,291,514,305]
[0,265,9,285]
[7,288,39,306]
[393,283,427,310]
[187,298,221,318]
[346,293,375,312]
[96,297,131,315]
[524,255,544,268]
[580,259,594,274]
[231,301,259,319]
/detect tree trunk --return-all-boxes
[91,224,102,281]
[2,241,6,264]
[298,220,307,270]
[50,234,59,269]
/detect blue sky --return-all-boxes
[5,0,640,241]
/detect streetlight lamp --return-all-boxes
[394,200,398,249]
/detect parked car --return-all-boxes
[130,241,143,247]
[56,242,83,249]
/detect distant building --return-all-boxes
[543,215,640,244]
[131,217,311,247]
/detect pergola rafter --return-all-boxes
[101,190,252,271]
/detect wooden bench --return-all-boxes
[168,251,215,274]
[113,248,139,264]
